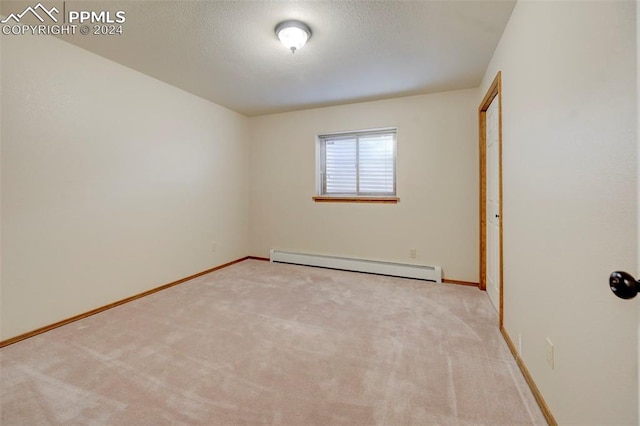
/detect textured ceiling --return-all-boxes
[3,0,516,116]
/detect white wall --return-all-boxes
[0,22,3,341]
[1,34,250,340]
[249,89,479,282]
[480,1,638,424]
[637,2,640,421]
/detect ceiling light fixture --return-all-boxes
[275,20,311,54]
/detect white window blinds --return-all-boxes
[319,129,396,196]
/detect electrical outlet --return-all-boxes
[409,249,417,259]
[546,338,554,370]
[211,241,217,252]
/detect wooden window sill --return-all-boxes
[312,196,399,204]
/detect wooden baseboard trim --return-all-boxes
[501,327,557,426]
[247,256,270,261]
[0,256,250,349]
[442,278,479,287]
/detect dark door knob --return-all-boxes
[609,271,640,299]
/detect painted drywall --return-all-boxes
[480,1,638,424]
[249,89,479,282]
[637,2,640,421]
[0,22,3,340]
[1,34,250,340]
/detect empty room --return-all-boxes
[1,0,638,425]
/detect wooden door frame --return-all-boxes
[478,71,504,327]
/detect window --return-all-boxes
[315,128,397,203]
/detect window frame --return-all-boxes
[314,128,399,203]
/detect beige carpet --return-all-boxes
[1,259,545,425]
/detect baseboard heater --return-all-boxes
[269,250,442,283]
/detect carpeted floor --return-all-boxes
[1,259,546,425]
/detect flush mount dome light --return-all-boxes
[275,20,311,53]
